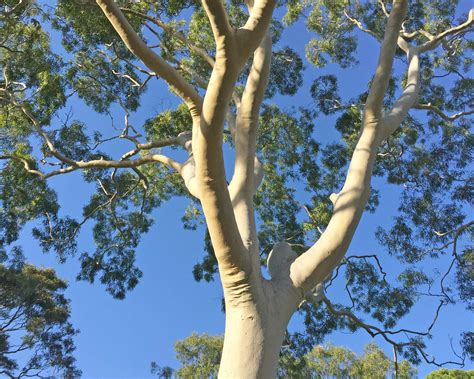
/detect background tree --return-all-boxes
[0,250,80,378]
[0,0,472,376]
[151,332,223,378]
[426,368,474,378]
[153,333,418,378]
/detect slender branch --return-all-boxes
[343,9,380,40]
[378,0,390,18]
[413,103,474,122]
[0,0,26,17]
[0,155,44,178]
[1,152,181,179]
[322,297,463,368]
[3,86,190,180]
[119,7,216,67]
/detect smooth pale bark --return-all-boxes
[219,266,301,378]
[229,34,272,275]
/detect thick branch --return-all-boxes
[230,34,270,196]
[381,48,420,139]
[228,34,271,272]
[364,0,408,121]
[194,75,249,296]
[201,0,234,43]
[96,0,203,118]
[289,0,408,293]
[236,0,277,59]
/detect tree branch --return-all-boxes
[230,34,270,197]
[289,0,408,294]
[236,0,277,60]
[413,103,474,122]
[192,0,276,300]
[381,47,420,139]
[419,9,473,53]
[382,11,473,138]
[364,0,408,121]
[201,0,234,43]
[343,9,380,40]
[119,7,216,67]
[229,34,271,271]
[322,296,464,368]
[95,0,203,118]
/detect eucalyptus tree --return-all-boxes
[0,0,473,377]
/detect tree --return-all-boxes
[1,0,473,377]
[0,250,80,378]
[153,333,417,378]
[426,368,474,378]
[151,332,223,378]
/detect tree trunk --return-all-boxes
[219,280,300,378]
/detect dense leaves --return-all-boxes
[0,253,80,378]
[426,368,474,378]
[152,333,418,378]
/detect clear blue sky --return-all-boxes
[19,1,473,378]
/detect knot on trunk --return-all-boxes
[304,282,325,304]
[267,242,297,280]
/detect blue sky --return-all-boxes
[17,1,474,377]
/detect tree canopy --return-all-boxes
[0,252,80,378]
[0,0,473,376]
[152,332,419,378]
[426,368,474,378]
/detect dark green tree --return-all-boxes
[0,251,80,378]
[1,0,473,376]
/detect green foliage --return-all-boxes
[174,332,223,378]
[153,334,417,379]
[426,368,474,378]
[0,252,80,378]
